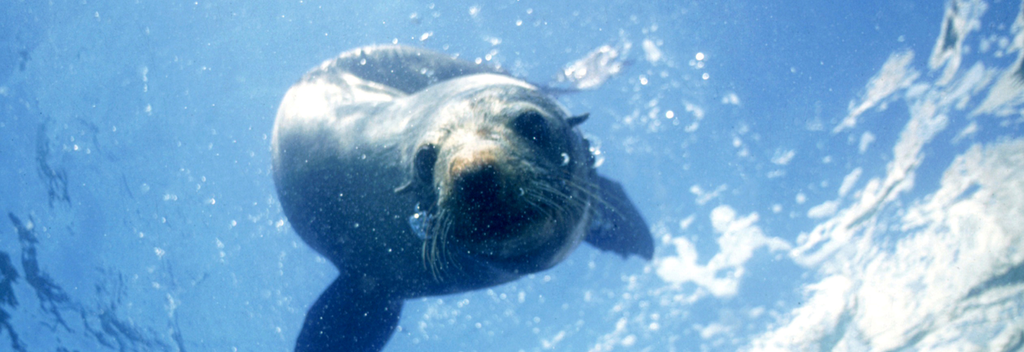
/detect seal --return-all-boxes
[272,45,653,352]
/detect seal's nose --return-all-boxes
[450,150,502,207]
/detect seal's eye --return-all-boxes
[512,111,550,147]
[415,144,438,183]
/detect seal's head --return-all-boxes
[407,82,595,277]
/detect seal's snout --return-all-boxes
[454,163,499,204]
[450,150,504,207]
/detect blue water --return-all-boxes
[2,1,1023,351]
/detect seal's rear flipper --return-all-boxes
[585,175,654,260]
[296,274,403,352]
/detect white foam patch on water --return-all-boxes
[973,7,1024,116]
[721,92,741,105]
[749,0,1024,348]
[657,206,791,298]
[794,42,983,267]
[806,200,839,219]
[837,168,862,197]
[690,184,727,205]
[770,149,796,166]
[858,131,875,153]
[642,38,663,63]
[753,139,1024,351]
[929,0,988,85]
[833,51,919,133]
[806,167,865,220]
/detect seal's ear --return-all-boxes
[585,175,654,260]
[567,113,590,127]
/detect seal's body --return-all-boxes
[272,45,652,352]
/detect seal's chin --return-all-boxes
[446,203,570,274]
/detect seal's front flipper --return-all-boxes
[585,175,654,260]
[296,273,403,352]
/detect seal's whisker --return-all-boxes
[527,182,565,205]
[421,204,438,279]
[524,183,581,226]
[552,172,599,199]
[531,179,585,211]
[522,185,558,212]
[426,209,437,278]
[424,206,451,282]
[437,209,454,278]
[549,173,612,218]
[446,218,466,274]
[421,237,432,277]
[519,189,557,220]
[438,214,451,274]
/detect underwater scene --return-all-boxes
[1,0,1023,351]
